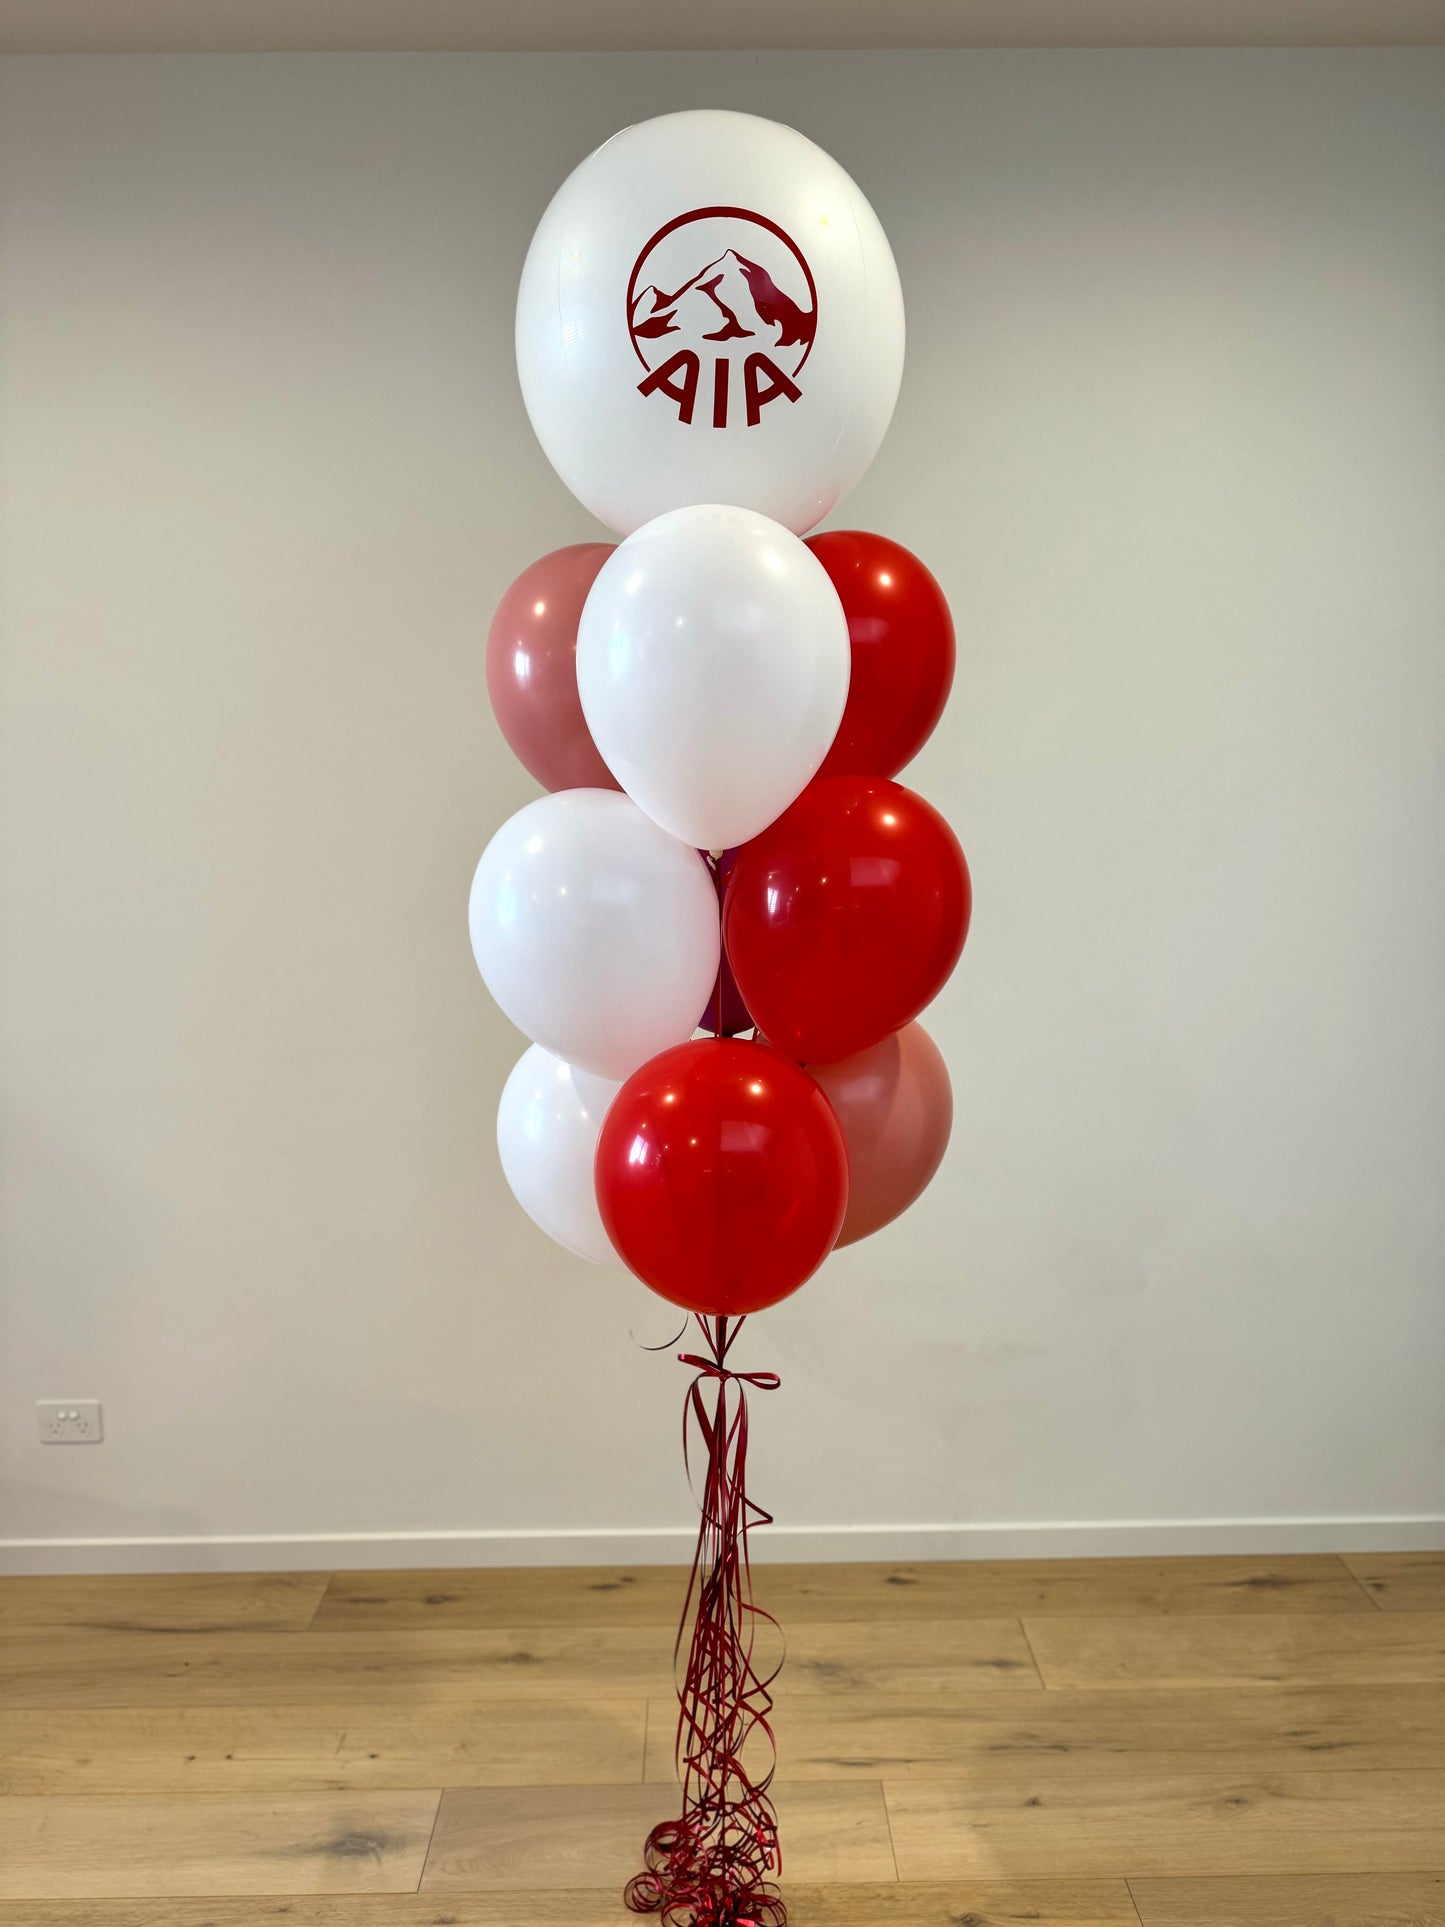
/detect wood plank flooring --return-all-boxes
[0,1553,1442,1924]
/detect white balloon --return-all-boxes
[577,505,850,851]
[469,788,719,1081]
[516,110,904,537]
[497,1044,622,1267]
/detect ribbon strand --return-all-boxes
[625,1312,787,1927]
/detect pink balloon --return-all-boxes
[808,1021,952,1247]
[486,544,619,791]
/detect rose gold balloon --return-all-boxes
[486,543,619,791]
[808,1021,952,1247]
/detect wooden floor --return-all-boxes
[0,1554,1442,1924]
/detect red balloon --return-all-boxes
[595,1038,849,1317]
[806,531,955,779]
[723,776,970,1064]
[698,849,754,1037]
[485,543,618,791]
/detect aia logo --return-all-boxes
[626,206,818,429]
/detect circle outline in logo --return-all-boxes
[625,205,819,378]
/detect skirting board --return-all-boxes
[1,1515,1441,1574]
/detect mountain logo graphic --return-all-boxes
[626,206,818,430]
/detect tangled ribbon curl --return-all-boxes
[625,1313,787,1927]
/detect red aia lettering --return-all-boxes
[638,351,801,428]
[743,354,801,427]
[637,350,700,424]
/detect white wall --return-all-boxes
[1,49,1441,1572]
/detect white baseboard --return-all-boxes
[1,1515,1441,1575]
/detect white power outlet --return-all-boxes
[37,1400,103,1444]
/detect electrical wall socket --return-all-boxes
[37,1400,103,1444]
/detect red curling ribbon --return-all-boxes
[625,1312,787,1927]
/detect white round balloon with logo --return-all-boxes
[516,110,905,537]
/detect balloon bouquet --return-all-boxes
[472,111,970,1926]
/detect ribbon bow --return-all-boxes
[678,1351,781,1392]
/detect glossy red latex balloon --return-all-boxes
[724,776,971,1064]
[806,531,955,779]
[595,1038,848,1316]
[485,543,618,791]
